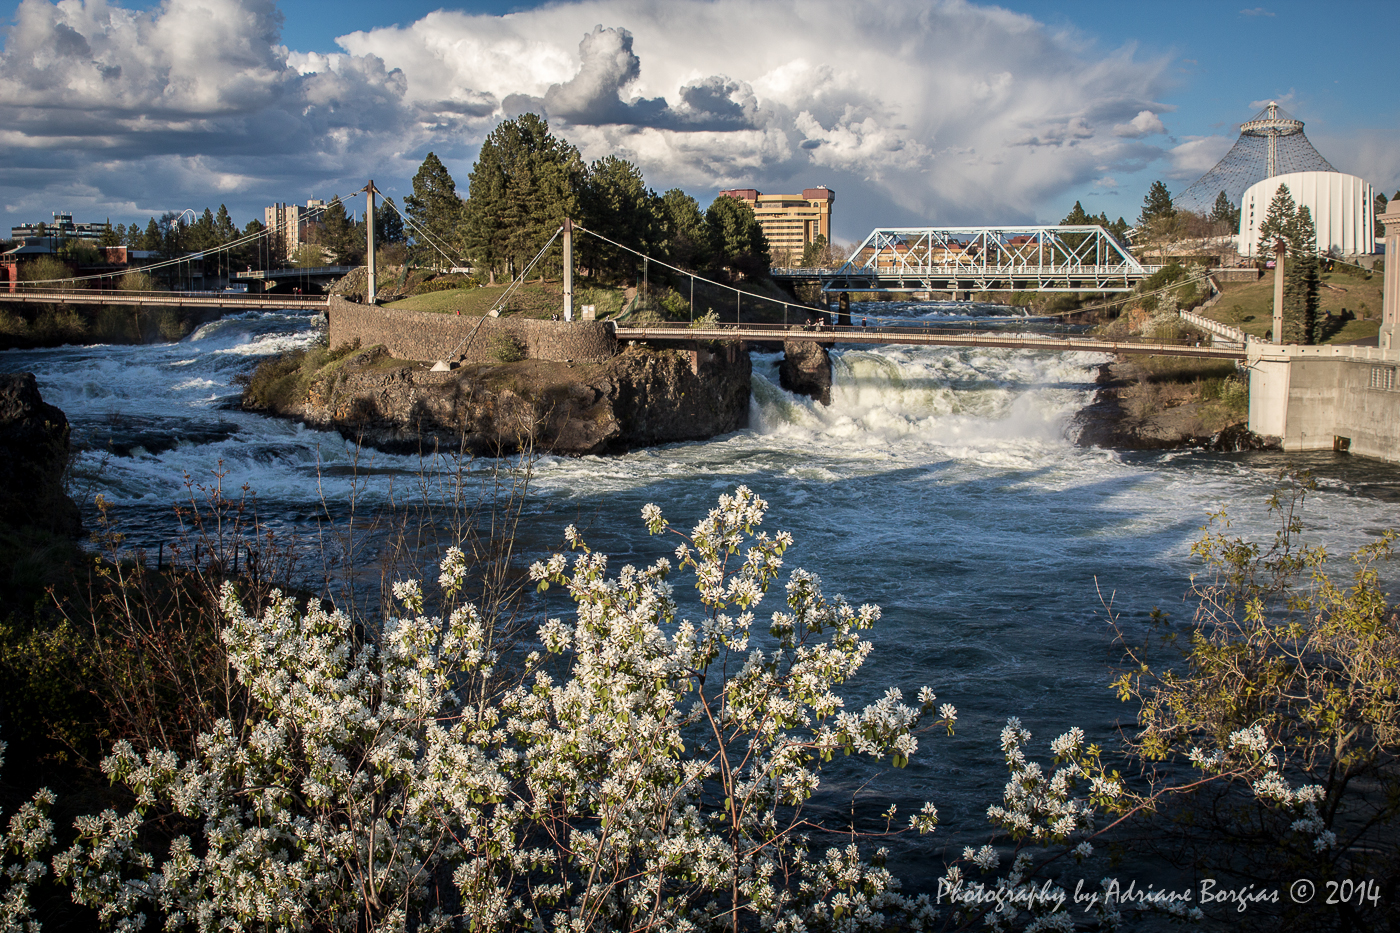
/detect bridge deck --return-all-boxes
[612,322,1247,360]
[1,290,329,311]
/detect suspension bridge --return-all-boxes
[0,288,328,311]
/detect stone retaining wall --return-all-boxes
[328,296,619,364]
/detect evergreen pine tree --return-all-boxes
[1060,201,1091,225]
[800,234,830,268]
[461,114,583,283]
[214,205,237,243]
[578,155,662,282]
[658,189,710,271]
[1209,191,1240,230]
[319,196,363,265]
[1138,180,1175,227]
[705,194,769,280]
[1281,206,1320,344]
[405,152,465,270]
[1256,184,1296,257]
[140,217,162,251]
[374,198,406,245]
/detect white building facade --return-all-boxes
[1237,170,1375,258]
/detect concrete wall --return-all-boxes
[328,296,619,364]
[1248,343,1400,461]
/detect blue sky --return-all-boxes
[2,0,1396,242]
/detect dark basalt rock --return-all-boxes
[0,373,83,536]
[245,344,752,457]
[778,340,832,405]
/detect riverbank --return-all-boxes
[1074,357,1274,452]
[0,301,222,350]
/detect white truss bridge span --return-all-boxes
[786,225,1159,294]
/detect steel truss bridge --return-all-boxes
[772,225,1157,294]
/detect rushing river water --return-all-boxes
[5,301,1399,893]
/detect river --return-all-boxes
[5,300,1398,894]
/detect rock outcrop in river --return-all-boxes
[244,343,752,456]
[778,340,832,405]
[0,372,83,536]
[1074,361,1278,452]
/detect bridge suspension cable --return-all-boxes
[571,224,825,324]
[376,196,469,272]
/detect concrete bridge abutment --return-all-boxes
[1244,206,1400,462]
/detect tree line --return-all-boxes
[403,113,770,284]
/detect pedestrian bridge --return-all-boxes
[1,288,328,311]
[612,321,1245,360]
[771,225,1157,294]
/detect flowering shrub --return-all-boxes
[1111,474,1400,926]
[54,487,965,931]
[1,738,56,933]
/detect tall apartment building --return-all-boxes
[264,199,327,260]
[718,187,834,258]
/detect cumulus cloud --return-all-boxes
[1113,110,1166,138]
[0,0,443,224]
[1,0,1194,233]
[334,0,1181,230]
[1166,135,1233,181]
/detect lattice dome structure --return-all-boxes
[1175,102,1337,215]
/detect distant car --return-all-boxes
[222,283,249,293]
[1264,260,1276,269]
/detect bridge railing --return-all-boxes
[831,261,1147,277]
[2,286,327,303]
[611,320,1228,350]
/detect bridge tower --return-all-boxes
[365,180,378,305]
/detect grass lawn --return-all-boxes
[383,274,808,325]
[1208,267,1382,344]
[385,281,576,318]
